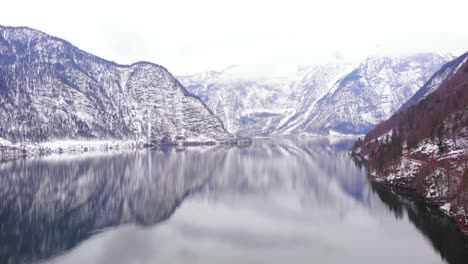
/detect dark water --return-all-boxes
[0,138,467,264]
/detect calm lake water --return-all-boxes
[1,138,467,264]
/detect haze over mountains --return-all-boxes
[180,54,453,136]
[178,63,352,136]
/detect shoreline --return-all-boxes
[351,152,468,237]
[373,178,468,238]
[0,138,252,161]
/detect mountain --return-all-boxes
[178,63,351,136]
[399,52,468,111]
[352,52,468,235]
[0,25,233,147]
[180,54,452,136]
[297,53,454,135]
[274,64,353,134]
[179,66,289,135]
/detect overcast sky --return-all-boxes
[1,0,468,76]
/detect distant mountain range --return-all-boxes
[179,54,453,136]
[352,52,468,235]
[178,63,351,136]
[0,25,233,147]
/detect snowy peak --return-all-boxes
[399,52,468,111]
[275,63,354,134]
[299,53,453,135]
[177,69,222,87]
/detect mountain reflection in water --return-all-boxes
[0,138,467,264]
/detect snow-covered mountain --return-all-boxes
[399,52,468,111]
[0,26,233,145]
[178,63,351,136]
[180,54,452,136]
[299,53,453,135]
[275,64,352,134]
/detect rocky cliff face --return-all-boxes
[0,26,233,145]
[180,54,452,136]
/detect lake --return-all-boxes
[1,138,467,264]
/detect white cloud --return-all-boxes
[1,0,468,75]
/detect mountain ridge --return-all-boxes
[398,52,468,112]
[0,25,234,148]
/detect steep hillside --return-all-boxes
[0,25,233,149]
